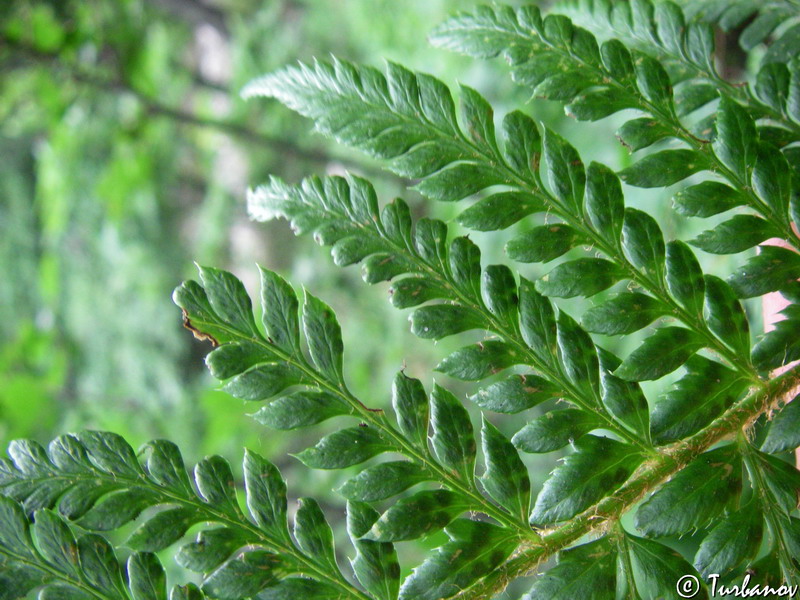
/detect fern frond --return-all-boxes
[430,4,800,251]
[174,264,654,534]
[11,1,800,598]
[247,60,788,399]
[172,266,549,557]
[0,495,209,600]
[248,175,653,447]
[168,260,800,599]
[247,168,778,448]
[236,15,800,598]
[0,432,375,599]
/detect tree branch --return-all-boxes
[143,0,228,35]
[2,38,394,181]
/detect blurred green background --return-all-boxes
[0,0,749,593]
[1,0,507,456]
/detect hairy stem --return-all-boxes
[448,361,800,599]
[2,37,392,182]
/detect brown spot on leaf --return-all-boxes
[181,309,219,347]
